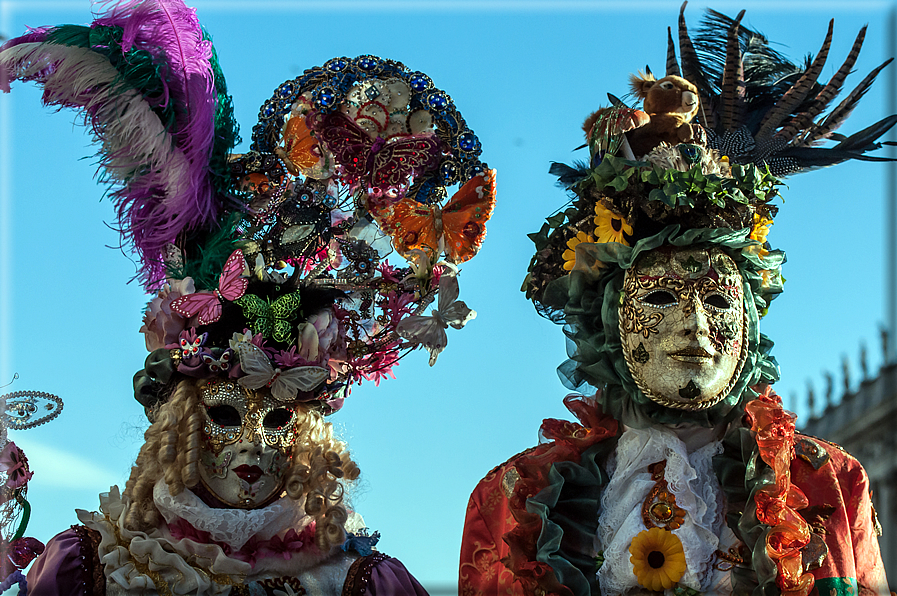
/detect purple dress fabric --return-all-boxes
[28,527,429,595]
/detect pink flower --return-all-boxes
[0,443,32,489]
[307,309,341,355]
[140,278,196,351]
[377,262,403,283]
[383,291,414,321]
[358,348,401,386]
[274,346,315,368]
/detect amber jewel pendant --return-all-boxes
[641,461,686,531]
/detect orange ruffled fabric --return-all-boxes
[745,386,813,596]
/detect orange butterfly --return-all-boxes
[275,109,333,179]
[383,169,496,263]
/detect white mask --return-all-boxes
[619,247,747,410]
[197,380,298,508]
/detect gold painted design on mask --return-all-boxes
[619,247,748,410]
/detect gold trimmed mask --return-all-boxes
[619,247,747,410]
[197,380,298,508]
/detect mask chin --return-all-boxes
[619,246,748,411]
[197,441,291,508]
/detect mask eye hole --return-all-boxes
[704,293,732,310]
[263,408,294,429]
[206,405,241,427]
[640,290,677,307]
[659,81,675,90]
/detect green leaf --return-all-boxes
[708,193,725,207]
[607,175,630,191]
[649,188,674,206]
[621,159,650,168]
[527,227,550,251]
[594,158,617,180]
[642,169,660,185]
[729,189,749,204]
[546,213,566,229]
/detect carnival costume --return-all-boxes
[460,6,892,596]
[0,0,495,593]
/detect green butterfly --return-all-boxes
[234,292,303,343]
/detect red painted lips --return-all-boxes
[233,465,264,484]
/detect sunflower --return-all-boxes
[594,203,633,245]
[750,213,773,245]
[562,230,594,271]
[629,527,687,591]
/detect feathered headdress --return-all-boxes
[0,0,238,289]
[525,2,894,316]
[672,2,896,176]
[0,0,495,415]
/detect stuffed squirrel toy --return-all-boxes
[583,72,701,158]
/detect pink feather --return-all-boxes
[94,0,219,288]
[1,0,221,289]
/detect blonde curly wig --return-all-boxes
[122,377,359,551]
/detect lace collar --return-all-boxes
[153,480,308,550]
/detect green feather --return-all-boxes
[204,30,241,197]
[171,211,244,289]
[44,25,176,131]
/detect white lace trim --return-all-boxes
[153,479,306,550]
[596,426,735,596]
[77,485,347,595]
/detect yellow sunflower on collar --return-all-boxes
[594,203,633,245]
[629,527,688,591]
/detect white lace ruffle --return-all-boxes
[77,485,344,595]
[153,480,306,550]
[596,426,733,596]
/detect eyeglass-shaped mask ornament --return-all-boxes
[198,380,299,509]
[619,246,747,411]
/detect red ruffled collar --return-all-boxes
[167,517,318,568]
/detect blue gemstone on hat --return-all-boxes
[365,86,381,100]
[278,82,295,99]
[428,92,448,110]
[441,161,458,183]
[317,88,335,107]
[262,101,276,118]
[409,73,432,92]
[458,132,478,152]
[358,56,379,71]
[326,58,348,72]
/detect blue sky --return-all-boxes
[1,1,894,591]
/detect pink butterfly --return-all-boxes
[310,111,443,196]
[171,250,249,325]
